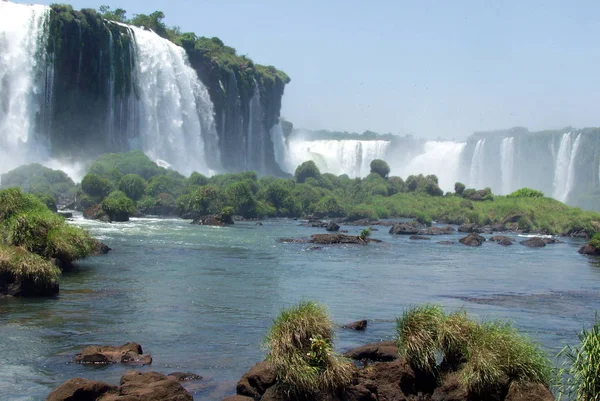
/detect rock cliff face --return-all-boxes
[0,2,289,176]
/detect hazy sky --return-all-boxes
[17,0,600,138]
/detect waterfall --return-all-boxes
[399,141,466,193]
[246,82,267,174]
[128,25,218,176]
[500,137,515,195]
[286,139,390,177]
[270,121,290,173]
[468,139,486,188]
[0,2,52,173]
[552,132,580,202]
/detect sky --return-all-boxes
[16,0,600,139]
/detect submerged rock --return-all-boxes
[74,342,152,365]
[520,237,547,248]
[167,372,202,382]
[437,241,455,245]
[579,243,600,255]
[191,214,234,226]
[489,235,514,246]
[309,234,381,245]
[326,221,340,232]
[459,233,486,247]
[342,320,368,331]
[418,226,455,236]
[389,221,423,235]
[410,235,431,240]
[344,340,398,362]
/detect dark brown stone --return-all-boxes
[326,221,340,232]
[389,222,422,235]
[505,382,554,401]
[520,237,547,248]
[46,378,116,401]
[342,320,368,331]
[167,372,202,382]
[99,371,192,401]
[579,243,600,255]
[344,341,398,362]
[459,233,486,246]
[74,342,152,365]
[409,235,430,240]
[236,361,276,398]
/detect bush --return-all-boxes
[387,176,406,195]
[359,228,372,240]
[81,173,112,199]
[370,159,390,178]
[558,318,600,401]
[118,174,147,201]
[188,172,209,187]
[507,188,544,198]
[347,204,377,221]
[266,301,353,396]
[455,182,466,196]
[101,191,135,220]
[178,185,226,217]
[145,175,183,197]
[0,244,61,289]
[313,196,345,218]
[225,182,257,218]
[294,161,321,184]
[0,163,76,200]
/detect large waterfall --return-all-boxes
[287,139,390,177]
[552,133,582,203]
[127,25,218,176]
[468,139,486,189]
[500,137,515,195]
[0,2,52,173]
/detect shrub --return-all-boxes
[101,191,135,220]
[266,301,353,396]
[0,244,61,289]
[294,161,321,184]
[558,318,600,401]
[508,188,544,198]
[81,173,112,199]
[387,176,406,195]
[118,174,147,201]
[145,175,183,197]
[370,159,390,178]
[347,204,377,221]
[188,172,209,187]
[178,185,226,217]
[359,228,372,240]
[313,196,345,218]
[455,182,466,196]
[225,182,257,218]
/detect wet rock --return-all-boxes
[490,222,507,232]
[344,219,394,227]
[342,320,368,331]
[91,239,111,255]
[222,396,254,401]
[236,361,276,398]
[255,222,263,226]
[459,233,486,246]
[83,204,110,223]
[191,214,234,226]
[74,342,152,365]
[46,378,117,401]
[489,235,513,246]
[579,243,600,255]
[105,371,193,401]
[458,223,478,233]
[409,235,430,240]
[58,212,73,219]
[344,340,398,362]
[309,234,381,245]
[505,381,554,401]
[389,222,423,235]
[167,372,202,382]
[520,237,547,248]
[419,226,455,236]
[437,241,455,245]
[430,373,469,401]
[326,221,340,232]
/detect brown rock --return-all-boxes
[191,214,234,226]
[236,361,276,398]
[389,222,422,235]
[46,378,117,401]
[579,243,600,255]
[430,373,469,401]
[342,320,368,331]
[409,235,430,240]
[437,241,455,245]
[459,233,486,246]
[74,342,152,365]
[222,396,254,401]
[100,371,192,401]
[326,221,340,232]
[309,234,381,245]
[505,382,555,401]
[167,372,202,382]
[520,237,547,248]
[489,235,513,246]
[344,340,398,362]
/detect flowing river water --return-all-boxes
[1,215,600,400]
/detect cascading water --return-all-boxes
[0,2,52,174]
[246,82,268,174]
[127,25,218,176]
[399,141,466,192]
[468,139,486,189]
[552,132,581,203]
[500,137,515,195]
[270,121,290,173]
[286,139,390,177]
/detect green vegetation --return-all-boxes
[0,163,77,202]
[558,319,600,401]
[266,301,353,397]
[0,244,61,289]
[396,305,552,395]
[118,174,147,201]
[508,188,545,198]
[370,159,390,178]
[101,191,136,220]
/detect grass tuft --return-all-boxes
[266,301,354,396]
[0,244,60,287]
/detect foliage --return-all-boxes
[508,188,545,198]
[314,196,345,218]
[370,159,390,178]
[88,150,169,181]
[589,233,600,250]
[118,174,147,201]
[101,191,135,217]
[0,244,61,288]
[295,161,321,184]
[455,182,466,196]
[145,175,183,197]
[177,185,226,217]
[0,163,76,201]
[558,318,600,401]
[81,173,113,199]
[266,301,353,396]
[359,228,372,240]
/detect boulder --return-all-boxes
[458,223,478,233]
[489,235,513,246]
[342,320,368,331]
[344,340,398,362]
[83,204,110,223]
[309,234,381,245]
[459,233,486,247]
[326,221,340,232]
[419,226,455,236]
[191,214,234,226]
[437,241,455,245]
[409,235,430,240]
[505,382,554,401]
[91,240,112,255]
[74,342,152,365]
[430,373,469,401]
[389,222,423,235]
[101,371,193,401]
[236,361,276,398]
[167,372,202,382]
[222,396,254,401]
[46,378,117,401]
[520,237,547,248]
[58,212,73,219]
[579,243,600,255]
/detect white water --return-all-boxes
[287,139,390,177]
[270,121,291,173]
[128,25,218,176]
[468,139,486,189]
[500,137,515,195]
[552,132,582,203]
[246,82,268,173]
[397,141,466,192]
[0,2,52,174]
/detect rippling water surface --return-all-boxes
[1,216,600,400]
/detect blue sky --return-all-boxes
[18,0,600,138]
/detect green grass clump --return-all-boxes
[396,305,552,395]
[266,301,354,396]
[0,244,60,288]
[558,319,600,401]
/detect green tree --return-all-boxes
[455,182,466,196]
[295,161,321,184]
[370,159,390,178]
[118,174,147,201]
[81,173,112,199]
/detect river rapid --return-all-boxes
[1,215,600,400]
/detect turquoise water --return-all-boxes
[1,215,600,400]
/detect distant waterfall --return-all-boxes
[500,137,515,195]
[0,2,52,173]
[287,139,390,177]
[246,83,268,174]
[270,121,290,173]
[553,133,581,203]
[468,139,486,188]
[400,141,466,192]
[128,25,218,176]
